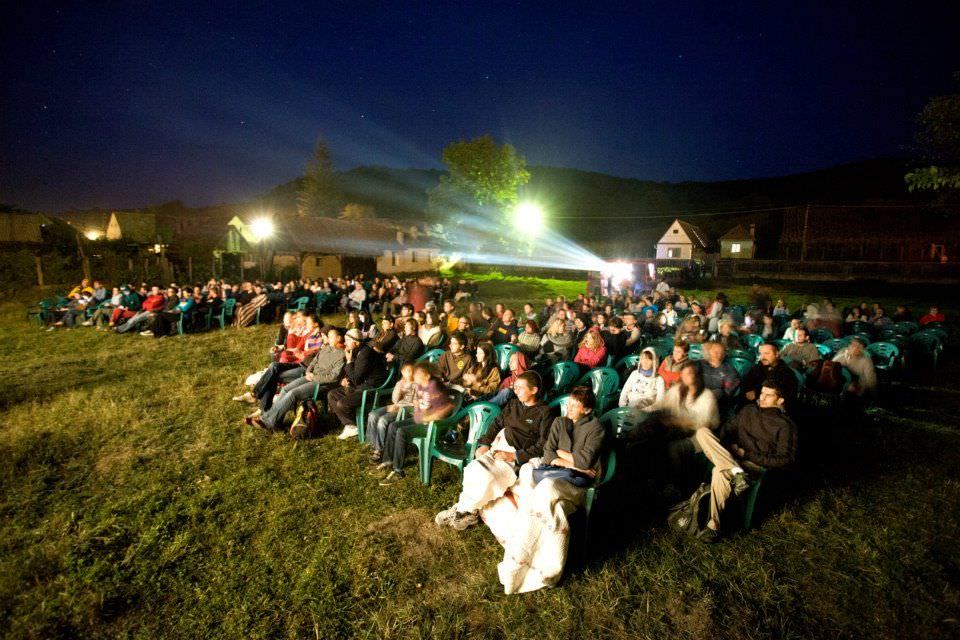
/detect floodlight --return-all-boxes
[513,201,545,235]
[84,230,101,240]
[250,217,274,241]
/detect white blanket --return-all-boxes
[482,459,586,594]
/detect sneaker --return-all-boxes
[731,472,751,497]
[232,392,256,404]
[368,462,392,477]
[434,505,459,527]
[378,470,404,486]
[449,511,479,531]
[140,330,153,336]
[696,527,721,544]
[46,326,56,332]
[336,425,359,440]
[81,320,93,327]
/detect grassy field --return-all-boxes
[1,276,959,639]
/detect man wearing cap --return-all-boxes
[329,328,388,439]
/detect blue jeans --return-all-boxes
[365,406,400,452]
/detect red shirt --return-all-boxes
[574,344,607,369]
[919,313,945,326]
[141,294,166,312]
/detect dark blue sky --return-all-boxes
[2,1,958,211]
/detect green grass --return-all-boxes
[1,276,960,639]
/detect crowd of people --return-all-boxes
[43,274,949,593]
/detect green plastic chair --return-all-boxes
[599,406,645,438]
[650,342,672,360]
[287,296,310,312]
[866,341,899,372]
[217,298,237,329]
[687,343,704,361]
[416,348,445,364]
[547,361,581,398]
[815,343,833,359]
[419,401,501,485]
[27,299,56,327]
[742,334,764,350]
[892,321,919,336]
[909,333,941,368]
[583,447,617,547]
[614,354,640,383]
[825,337,850,353]
[494,343,520,371]
[574,367,620,414]
[847,321,875,337]
[727,348,754,363]
[698,453,768,531]
[354,365,397,445]
[810,328,833,344]
[851,332,873,346]
[727,356,754,380]
[772,338,791,351]
[176,309,195,336]
[547,393,570,416]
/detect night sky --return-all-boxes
[2,1,958,212]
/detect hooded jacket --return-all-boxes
[619,347,666,410]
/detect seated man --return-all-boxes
[434,331,474,386]
[919,306,945,326]
[601,317,627,362]
[329,328,388,440]
[741,341,799,412]
[698,342,740,413]
[780,327,821,372]
[832,337,877,399]
[691,381,798,541]
[433,371,553,530]
[248,327,346,434]
[115,285,166,333]
[488,309,519,345]
[375,363,455,485]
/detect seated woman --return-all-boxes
[647,362,720,432]
[516,319,541,357]
[486,351,530,407]
[460,342,501,401]
[366,361,419,463]
[537,318,574,365]
[234,284,268,328]
[418,311,442,347]
[658,341,690,388]
[675,315,706,344]
[619,347,666,411]
[374,363,455,485]
[88,287,123,328]
[714,319,743,351]
[573,327,607,371]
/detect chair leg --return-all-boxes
[743,477,763,530]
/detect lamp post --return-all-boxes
[250,217,274,281]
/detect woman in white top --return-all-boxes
[832,338,877,397]
[418,311,442,347]
[619,347,666,411]
[648,361,719,431]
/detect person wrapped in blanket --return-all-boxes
[436,384,605,594]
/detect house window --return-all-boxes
[731,243,741,254]
[315,257,321,267]
[667,247,680,258]
[672,229,679,234]
[411,251,417,263]
[391,251,399,267]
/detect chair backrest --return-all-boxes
[465,402,501,444]
[599,406,642,438]
[791,367,805,390]
[815,343,833,358]
[727,357,753,380]
[291,296,309,309]
[867,341,899,358]
[223,298,237,315]
[494,343,520,371]
[773,338,791,351]
[614,354,640,381]
[547,394,570,416]
[810,329,833,344]
[577,367,619,397]
[687,343,703,360]
[849,321,875,336]
[826,337,850,353]
[550,361,581,395]
[417,348,445,364]
[893,321,919,336]
[727,348,753,362]
[743,334,764,350]
[852,332,872,346]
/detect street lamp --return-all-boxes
[250,217,274,281]
[512,201,545,237]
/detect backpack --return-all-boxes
[289,399,323,439]
[667,482,713,536]
[810,360,844,393]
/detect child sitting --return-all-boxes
[366,362,418,463]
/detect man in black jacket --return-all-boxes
[693,380,797,540]
[741,341,799,412]
[329,328,388,440]
[434,371,553,531]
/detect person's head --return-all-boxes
[566,385,596,421]
[758,382,786,410]
[345,328,363,349]
[303,314,318,332]
[596,313,607,327]
[556,309,567,321]
[412,362,433,385]
[639,349,655,372]
[795,327,809,344]
[762,313,774,326]
[513,371,541,404]
[678,361,704,400]
[381,315,395,331]
[476,341,494,366]
[875,306,886,317]
[347,310,359,326]
[673,341,690,362]
[719,320,733,336]
[150,285,160,295]
[523,302,534,315]
[443,300,455,314]
[327,327,343,348]
[705,341,726,365]
[494,303,505,317]
[790,318,801,330]
[573,315,586,330]
[848,337,866,357]
[112,286,120,295]
[502,308,515,324]
[758,341,780,366]
[583,329,602,350]
[929,306,940,316]
[622,313,636,328]
[449,331,466,354]
[525,319,539,335]
[644,308,655,320]
[608,317,623,332]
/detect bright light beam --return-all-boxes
[250,217,274,241]
[513,201,545,237]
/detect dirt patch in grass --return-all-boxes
[366,508,455,567]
